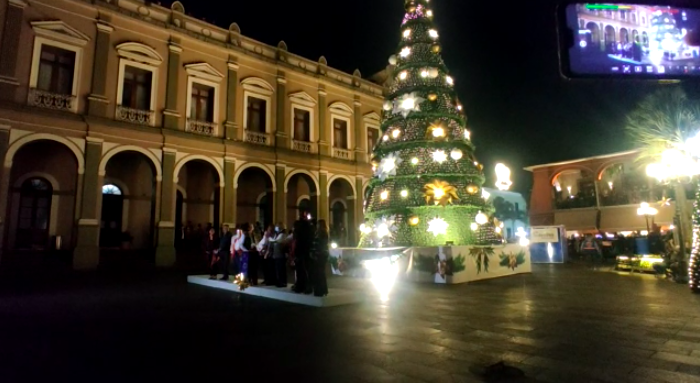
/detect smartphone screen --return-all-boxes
[560,3,700,78]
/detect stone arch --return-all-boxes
[284,169,319,193]
[174,154,224,186]
[240,77,274,93]
[296,194,311,206]
[550,165,595,186]
[234,162,276,191]
[103,177,130,196]
[13,172,60,191]
[330,198,348,209]
[99,145,162,180]
[5,133,84,173]
[327,174,356,197]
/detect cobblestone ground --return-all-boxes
[1,264,700,382]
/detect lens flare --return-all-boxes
[363,257,398,302]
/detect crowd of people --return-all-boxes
[203,212,330,297]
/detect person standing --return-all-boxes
[257,225,275,285]
[267,223,287,287]
[580,234,602,270]
[229,225,241,276]
[248,223,262,285]
[310,219,330,296]
[239,223,254,281]
[292,211,313,294]
[203,227,219,280]
[217,225,233,280]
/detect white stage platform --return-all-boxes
[187,275,363,307]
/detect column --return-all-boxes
[0,0,27,101]
[275,71,289,149]
[87,17,113,117]
[318,86,330,156]
[318,171,329,221]
[74,138,103,270]
[274,165,286,225]
[223,158,236,226]
[224,57,239,140]
[155,149,176,267]
[163,39,182,129]
[346,197,356,245]
[354,176,365,238]
[0,126,11,262]
[353,96,366,163]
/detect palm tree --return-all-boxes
[625,87,700,164]
[625,87,700,276]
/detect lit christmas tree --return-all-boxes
[649,9,684,61]
[689,186,700,293]
[360,0,498,248]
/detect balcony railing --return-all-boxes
[116,105,154,126]
[27,88,75,112]
[292,140,317,153]
[186,119,217,136]
[332,147,352,160]
[244,130,271,146]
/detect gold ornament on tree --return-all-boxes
[427,122,446,139]
[424,181,459,206]
[466,184,479,195]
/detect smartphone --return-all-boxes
[558,3,700,79]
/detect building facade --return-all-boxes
[525,150,694,236]
[576,4,654,49]
[482,187,528,241]
[0,0,384,269]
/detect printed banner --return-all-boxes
[530,227,560,243]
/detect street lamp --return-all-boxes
[637,202,658,233]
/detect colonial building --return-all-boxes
[0,0,384,269]
[525,150,694,236]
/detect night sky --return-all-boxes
[165,0,700,195]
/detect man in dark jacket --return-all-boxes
[292,212,313,293]
[218,225,233,280]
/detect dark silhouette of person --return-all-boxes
[310,219,330,296]
[292,210,313,294]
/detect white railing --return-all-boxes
[186,119,217,136]
[333,147,353,160]
[27,88,75,112]
[244,130,271,145]
[116,105,154,126]
[292,140,317,153]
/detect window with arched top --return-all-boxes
[26,178,51,191]
[102,184,122,195]
[17,177,53,249]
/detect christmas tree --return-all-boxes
[689,186,700,293]
[360,0,498,248]
[649,9,683,59]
